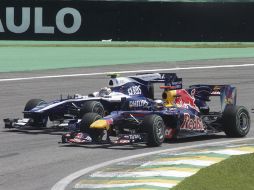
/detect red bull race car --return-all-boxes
[62,73,251,147]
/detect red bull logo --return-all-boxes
[224,86,234,104]
[225,97,233,105]
[180,113,205,131]
[174,89,200,112]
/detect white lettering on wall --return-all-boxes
[6,7,30,33]
[56,8,81,34]
[0,7,82,34]
[34,7,54,34]
[0,19,4,32]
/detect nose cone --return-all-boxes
[90,120,110,130]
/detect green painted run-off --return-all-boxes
[1,41,254,73]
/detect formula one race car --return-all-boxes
[62,73,251,147]
[4,73,165,129]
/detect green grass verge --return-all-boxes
[2,41,254,48]
[1,41,254,73]
[172,153,254,190]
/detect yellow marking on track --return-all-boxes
[231,147,254,152]
[78,179,180,185]
[157,155,225,162]
[135,167,199,173]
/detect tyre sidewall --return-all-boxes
[80,113,102,140]
[24,99,48,127]
[235,107,250,136]
[144,114,165,147]
[80,101,105,117]
[223,105,250,137]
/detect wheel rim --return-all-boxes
[239,112,249,132]
[155,118,164,140]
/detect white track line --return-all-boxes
[1,63,254,82]
[51,137,254,190]
[75,182,177,189]
[90,170,195,178]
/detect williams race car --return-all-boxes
[4,73,166,129]
[62,73,251,147]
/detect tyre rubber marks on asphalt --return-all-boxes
[73,144,254,190]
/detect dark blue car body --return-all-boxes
[62,73,250,147]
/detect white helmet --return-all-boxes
[154,99,164,109]
[99,87,112,97]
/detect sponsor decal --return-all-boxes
[180,113,205,131]
[211,91,220,95]
[225,97,233,104]
[73,133,92,143]
[106,118,113,125]
[0,7,82,34]
[211,86,221,95]
[128,85,142,96]
[128,134,142,140]
[165,128,176,139]
[129,100,148,108]
[174,89,200,112]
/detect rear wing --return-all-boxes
[189,84,237,111]
[133,73,183,89]
[107,72,182,88]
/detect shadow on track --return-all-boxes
[165,134,227,144]
[2,126,66,136]
[59,134,228,150]
[59,141,150,150]
[2,126,229,150]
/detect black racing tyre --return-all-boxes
[80,113,103,141]
[24,99,48,128]
[223,105,250,137]
[24,99,46,112]
[80,101,104,117]
[143,114,165,147]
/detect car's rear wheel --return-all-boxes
[80,113,103,141]
[223,105,250,137]
[24,99,48,128]
[80,101,104,117]
[143,114,165,147]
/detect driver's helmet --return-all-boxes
[99,87,112,97]
[154,99,164,109]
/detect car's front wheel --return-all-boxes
[24,99,48,128]
[80,113,103,141]
[143,114,165,147]
[80,101,105,117]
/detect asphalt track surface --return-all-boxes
[0,58,254,190]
